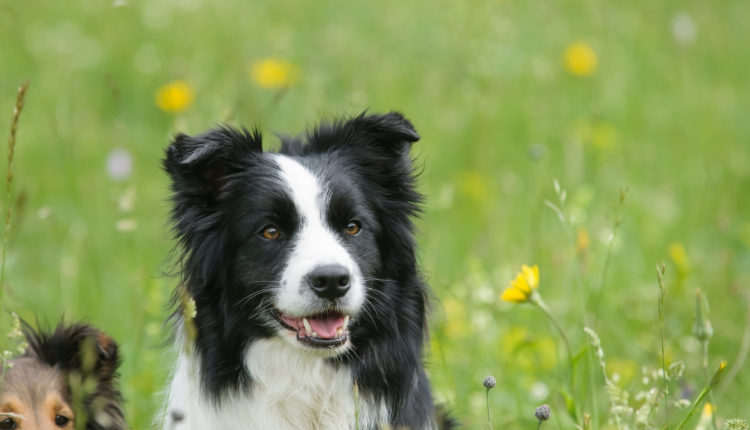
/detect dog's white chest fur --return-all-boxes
[165,338,387,430]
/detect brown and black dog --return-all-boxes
[0,323,126,430]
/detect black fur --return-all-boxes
[164,111,452,429]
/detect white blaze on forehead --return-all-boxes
[272,154,364,317]
[273,155,324,226]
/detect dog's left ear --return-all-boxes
[348,111,421,152]
[164,126,263,204]
[309,111,420,158]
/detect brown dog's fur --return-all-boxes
[0,323,126,430]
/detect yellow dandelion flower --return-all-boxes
[501,264,540,303]
[702,403,715,417]
[250,58,300,89]
[563,42,598,76]
[669,242,691,273]
[577,228,590,254]
[669,242,687,264]
[155,80,195,114]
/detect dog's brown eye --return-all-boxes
[0,418,16,430]
[260,225,280,240]
[344,221,361,236]
[54,415,71,427]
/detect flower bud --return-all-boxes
[693,289,713,342]
[482,375,496,390]
[535,404,551,421]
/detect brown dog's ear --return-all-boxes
[22,323,121,379]
[94,331,120,381]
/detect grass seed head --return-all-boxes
[725,418,749,430]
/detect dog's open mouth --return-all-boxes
[275,309,351,348]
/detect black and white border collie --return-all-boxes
[162,112,451,429]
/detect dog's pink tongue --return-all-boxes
[308,314,345,338]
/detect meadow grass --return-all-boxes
[1,0,749,428]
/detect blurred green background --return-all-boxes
[1,0,749,428]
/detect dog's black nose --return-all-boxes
[307,265,351,300]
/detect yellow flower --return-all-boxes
[669,242,691,273]
[563,42,598,76]
[501,264,540,303]
[696,402,715,430]
[155,80,195,114]
[576,228,590,254]
[250,58,300,89]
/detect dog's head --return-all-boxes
[0,323,125,430]
[164,112,422,358]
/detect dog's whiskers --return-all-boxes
[233,284,279,308]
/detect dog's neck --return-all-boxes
[165,337,389,430]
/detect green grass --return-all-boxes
[1,0,749,428]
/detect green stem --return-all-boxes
[702,341,718,430]
[545,189,597,427]
[672,362,726,430]
[534,295,581,423]
[486,389,493,430]
[591,224,618,328]
[533,295,573,367]
[656,263,670,427]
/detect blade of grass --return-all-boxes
[672,361,726,430]
[0,80,29,393]
[655,263,669,427]
[1,80,30,322]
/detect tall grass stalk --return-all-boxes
[583,326,623,430]
[592,189,626,327]
[694,289,718,430]
[656,263,669,427]
[544,180,586,317]
[0,81,29,322]
[544,180,598,427]
[532,296,573,366]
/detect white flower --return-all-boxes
[106,148,133,180]
[672,12,697,45]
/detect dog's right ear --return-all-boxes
[163,126,262,202]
